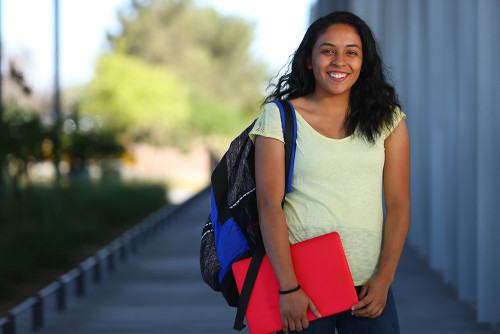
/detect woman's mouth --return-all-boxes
[328,71,349,82]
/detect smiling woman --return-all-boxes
[252,11,410,334]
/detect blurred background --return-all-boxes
[0,0,311,318]
[0,0,499,331]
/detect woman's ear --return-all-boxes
[306,57,312,70]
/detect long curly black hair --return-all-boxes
[264,11,401,143]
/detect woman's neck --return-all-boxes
[307,90,351,115]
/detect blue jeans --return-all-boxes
[277,287,399,334]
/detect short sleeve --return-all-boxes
[249,102,284,143]
[383,106,406,140]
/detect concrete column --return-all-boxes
[456,0,478,303]
[309,0,349,21]
[441,0,459,285]
[425,1,460,285]
[426,0,448,274]
[380,0,407,102]
[405,0,430,258]
[349,0,384,39]
[476,0,500,323]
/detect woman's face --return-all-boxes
[308,23,363,99]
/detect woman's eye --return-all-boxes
[321,50,334,55]
[347,51,357,55]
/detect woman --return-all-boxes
[249,11,410,333]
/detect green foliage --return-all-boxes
[0,107,126,180]
[60,129,124,167]
[0,109,47,169]
[109,0,266,112]
[187,92,255,135]
[77,0,267,146]
[79,53,191,144]
[59,114,125,171]
[0,179,167,293]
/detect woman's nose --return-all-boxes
[332,53,345,67]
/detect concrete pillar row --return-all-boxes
[310,0,500,324]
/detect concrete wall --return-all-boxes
[311,0,500,324]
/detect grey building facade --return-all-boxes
[310,0,500,326]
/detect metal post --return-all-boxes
[0,319,9,334]
[93,257,102,284]
[52,0,61,183]
[32,294,43,331]
[0,0,4,199]
[131,236,138,254]
[0,0,2,116]
[6,312,15,334]
[119,242,127,263]
[107,251,115,273]
[56,279,66,312]
[76,266,85,297]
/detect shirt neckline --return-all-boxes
[289,103,355,142]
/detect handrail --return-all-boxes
[0,186,210,334]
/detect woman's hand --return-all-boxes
[350,274,391,318]
[279,289,321,333]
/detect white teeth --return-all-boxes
[330,72,347,79]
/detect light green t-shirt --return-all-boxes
[249,102,406,286]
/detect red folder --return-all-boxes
[232,232,358,334]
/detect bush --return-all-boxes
[0,178,168,293]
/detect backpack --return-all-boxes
[200,100,297,330]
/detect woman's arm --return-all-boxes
[352,119,411,318]
[254,135,321,333]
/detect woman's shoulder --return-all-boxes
[382,106,406,140]
[391,106,406,126]
[249,101,284,142]
[258,101,282,121]
[262,101,281,112]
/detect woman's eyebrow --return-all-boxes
[319,42,361,48]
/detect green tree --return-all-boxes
[58,115,125,176]
[0,109,50,219]
[79,0,268,148]
[79,52,191,144]
[108,0,267,116]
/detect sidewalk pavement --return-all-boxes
[38,190,494,334]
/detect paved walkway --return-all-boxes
[38,190,494,334]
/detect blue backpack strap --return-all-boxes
[233,99,297,331]
[275,100,297,194]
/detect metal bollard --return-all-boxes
[5,312,15,334]
[56,279,66,312]
[107,251,115,273]
[119,242,127,263]
[32,294,44,331]
[76,266,85,297]
[93,257,102,284]
[131,236,138,254]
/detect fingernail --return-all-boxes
[351,306,355,310]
